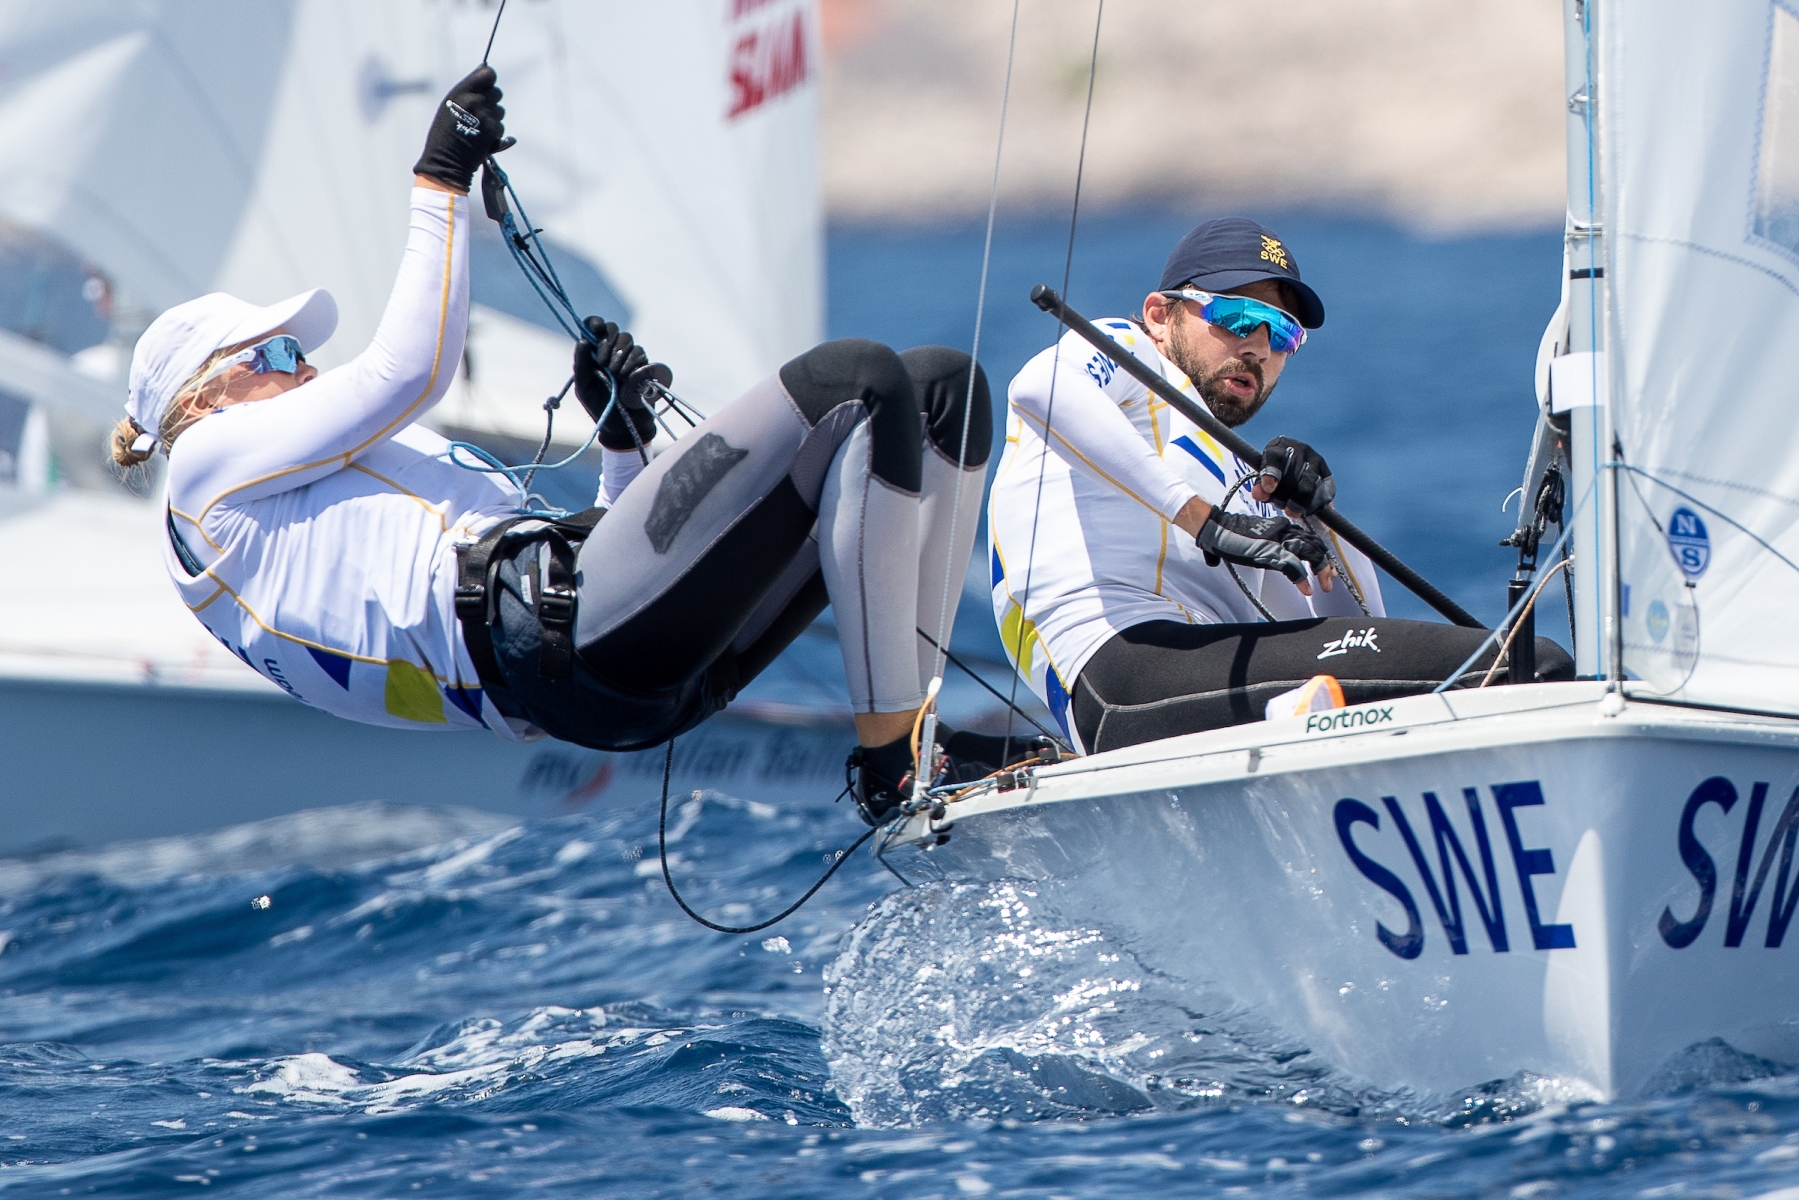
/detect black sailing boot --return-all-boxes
[845,725,1052,826]
[845,734,916,826]
[941,729,1059,774]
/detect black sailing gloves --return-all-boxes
[1258,436,1336,516]
[1195,508,1330,586]
[573,318,674,451]
[413,66,513,193]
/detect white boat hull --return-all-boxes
[890,682,1799,1101]
[0,675,853,859]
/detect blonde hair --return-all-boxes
[108,340,259,470]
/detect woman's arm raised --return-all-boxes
[168,68,510,518]
[168,185,473,518]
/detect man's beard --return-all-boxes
[1165,312,1274,427]
[1196,358,1270,427]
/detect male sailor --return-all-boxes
[988,218,1572,754]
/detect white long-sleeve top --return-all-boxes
[161,188,535,739]
[987,319,1384,740]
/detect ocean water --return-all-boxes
[7,216,1789,1197]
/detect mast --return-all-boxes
[1561,0,1617,679]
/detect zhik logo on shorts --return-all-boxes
[1317,627,1379,660]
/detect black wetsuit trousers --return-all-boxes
[487,339,991,752]
[1071,617,1575,755]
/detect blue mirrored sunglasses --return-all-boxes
[206,334,306,382]
[1161,288,1307,355]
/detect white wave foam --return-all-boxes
[823,881,1405,1127]
[240,1052,366,1105]
[0,802,513,894]
[229,1007,694,1117]
[703,1106,770,1122]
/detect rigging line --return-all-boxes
[924,0,1023,692]
[657,741,875,935]
[1432,473,1597,695]
[1003,0,1105,765]
[1478,558,1570,688]
[914,626,1062,743]
[482,0,509,65]
[1220,471,1276,622]
[1611,462,1799,583]
[518,377,576,496]
[1561,530,1576,663]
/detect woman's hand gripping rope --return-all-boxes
[573,317,673,461]
[413,66,514,194]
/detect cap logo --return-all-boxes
[1259,235,1290,270]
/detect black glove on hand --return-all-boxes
[1258,435,1336,515]
[413,66,512,192]
[1195,508,1329,586]
[573,317,673,451]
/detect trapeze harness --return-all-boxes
[453,509,599,687]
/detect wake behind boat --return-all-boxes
[887,0,1799,1103]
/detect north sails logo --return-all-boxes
[1318,626,1380,660]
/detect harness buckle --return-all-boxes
[536,585,575,629]
[454,582,487,622]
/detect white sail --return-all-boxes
[0,0,821,428]
[438,0,825,428]
[1595,0,1799,711]
[0,0,823,704]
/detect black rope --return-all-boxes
[1002,0,1105,767]
[1219,472,1277,622]
[482,0,508,64]
[517,377,574,496]
[657,740,875,935]
[914,626,1062,743]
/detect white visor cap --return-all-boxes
[125,288,338,446]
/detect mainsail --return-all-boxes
[0,0,821,440]
[0,0,821,687]
[1588,0,1799,710]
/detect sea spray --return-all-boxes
[822,879,1386,1126]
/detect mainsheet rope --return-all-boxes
[1002,0,1105,763]
[657,741,876,935]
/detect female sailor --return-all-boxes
[110,68,993,825]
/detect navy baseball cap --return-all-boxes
[1159,217,1325,329]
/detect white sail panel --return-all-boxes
[0,0,820,407]
[434,0,824,419]
[1602,0,1799,709]
[209,0,427,371]
[0,4,302,317]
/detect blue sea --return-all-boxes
[10,215,1797,1199]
